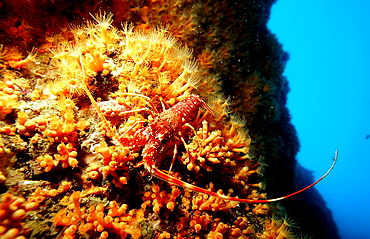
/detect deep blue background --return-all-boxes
[268,0,370,238]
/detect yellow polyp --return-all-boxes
[203,130,221,145]
[96,142,111,159]
[208,158,220,164]
[84,52,105,73]
[76,120,90,131]
[62,124,75,134]
[230,146,249,154]
[68,157,78,167]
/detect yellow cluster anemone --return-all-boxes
[45,14,203,105]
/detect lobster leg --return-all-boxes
[167,122,197,172]
[168,143,177,172]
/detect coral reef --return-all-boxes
[0,12,281,239]
[0,0,339,238]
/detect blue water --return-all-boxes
[268,0,370,238]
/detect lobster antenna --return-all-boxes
[151,150,338,203]
[78,55,118,141]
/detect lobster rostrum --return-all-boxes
[94,92,338,203]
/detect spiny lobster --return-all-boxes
[94,93,338,203]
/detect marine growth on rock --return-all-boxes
[0,11,336,239]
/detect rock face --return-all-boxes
[0,0,339,238]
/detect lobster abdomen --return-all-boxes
[170,94,204,123]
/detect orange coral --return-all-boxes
[142,183,181,214]
[0,194,39,239]
[0,78,23,116]
[53,142,79,168]
[85,163,102,180]
[0,125,17,136]
[191,190,239,212]
[54,192,144,239]
[189,210,212,233]
[35,154,55,172]
[27,181,72,204]
[180,119,251,173]
[207,220,229,239]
